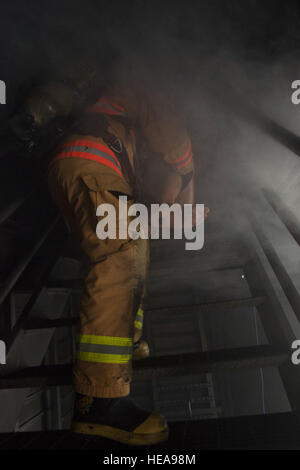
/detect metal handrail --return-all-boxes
[0,194,28,225]
[0,214,60,306]
[5,233,68,354]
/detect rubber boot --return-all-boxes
[72,394,168,446]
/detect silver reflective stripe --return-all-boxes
[63,145,121,169]
[78,343,132,355]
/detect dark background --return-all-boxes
[1,0,300,119]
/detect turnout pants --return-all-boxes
[48,157,149,398]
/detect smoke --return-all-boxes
[1,0,300,220]
[1,0,300,421]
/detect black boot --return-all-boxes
[72,393,168,446]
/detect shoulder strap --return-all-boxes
[72,114,138,197]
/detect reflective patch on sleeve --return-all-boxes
[51,139,123,178]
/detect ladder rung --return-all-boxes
[0,365,72,389]
[146,296,266,313]
[23,297,266,331]
[0,345,288,388]
[134,345,288,379]
[24,317,78,330]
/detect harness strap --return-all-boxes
[50,100,140,196]
[73,113,137,195]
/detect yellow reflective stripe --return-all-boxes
[134,320,143,330]
[135,307,143,330]
[77,334,132,347]
[77,351,132,364]
[137,308,144,317]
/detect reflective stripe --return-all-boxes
[77,334,133,364]
[52,139,123,177]
[134,307,144,330]
[78,334,132,346]
[87,97,127,117]
[136,307,144,321]
[58,145,121,170]
[168,139,193,170]
[60,140,121,167]
[77,351,131,364]
[134,320,143,330]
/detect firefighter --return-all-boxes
[11,63,197,446]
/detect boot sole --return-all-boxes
[72,421,169,446]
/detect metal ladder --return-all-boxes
[0,122,300,448]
